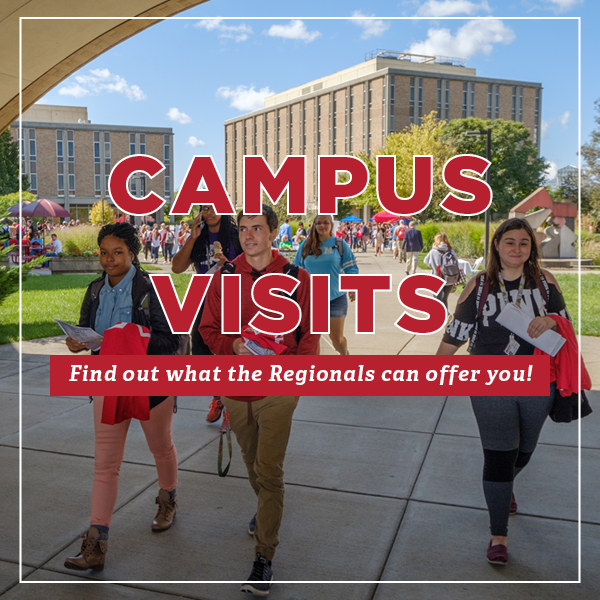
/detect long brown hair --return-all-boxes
[433,232,452,250]
[486,218,542,287]
[302,214,334,259]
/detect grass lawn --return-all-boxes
[0,272,598,345]
[0,273,194,345]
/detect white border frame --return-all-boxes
[18,14,582,585]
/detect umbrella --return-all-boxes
[340,215,362,222]
[9,199,71,246]
[372,210,406,223]
[6,200,31,215]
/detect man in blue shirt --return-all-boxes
[278,219,292,243]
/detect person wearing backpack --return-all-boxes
[436,218,571,567]
[424,233,461,309]
[293,214,358,355]
[62,223,181,571]
[200,204,319,596]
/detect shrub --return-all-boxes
[416,220,500,258]
[53,225,100,253]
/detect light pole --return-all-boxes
[466,128,492,264]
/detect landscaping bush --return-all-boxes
[54,225,100,254]
[416,220,499,258]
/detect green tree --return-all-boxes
[441,117,549,216]
[0,190,37,214]
[581,99,600,219]
[348,112,457,221]
[89,199,115,225]
[0,128,29,195]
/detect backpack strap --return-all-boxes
[538,273,549,304]
[334,237,344,259]
[283,263,302,343]
[219,261,237,275]
[468,274,489,353]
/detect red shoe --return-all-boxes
[510,493,518,516]
[206,397,224,423]
[487,541,508,565]
[220,409,230,432]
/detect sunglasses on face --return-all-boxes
[200,206,215,213]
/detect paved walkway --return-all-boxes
[1,249,599,599]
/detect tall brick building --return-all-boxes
[11,104,174,223]
[224,51,542,211]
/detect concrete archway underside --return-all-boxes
[0,0,209,131]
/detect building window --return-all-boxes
[56,130,64,196]
[418,78,423,125]
[130,133,136,155]
[164,134,171,198]
[470,83,475,117]
[140,134,146,155]
[410,77,415,124]
[28,129,37,192]
[495,85,500,119]
[437,80,442,118]
[518,88,523,122]
[463,82,468,118]
[445,81,449,118]
[488,85,493,119]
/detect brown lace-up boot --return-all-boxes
[64,526,108,571]
[152,488,177,532]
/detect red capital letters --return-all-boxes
[318,156,369,215]
[339,274,392,334]
[109,155,165,216]
[310,274,330,334]
[441,154,492,216]
[396,274,447,335]
[170,156,235,215]
[244,156,306,214]
[249,274,301,336]
[222,275,241,334]
[376,155,432,216]
[150,274,212,334]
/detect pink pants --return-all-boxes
[90,396,178,527]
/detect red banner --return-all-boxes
[50,355,550,397]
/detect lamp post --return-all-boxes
[466,128,492,264]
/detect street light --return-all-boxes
[466,129,492,264]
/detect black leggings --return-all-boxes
[470,382,556,536]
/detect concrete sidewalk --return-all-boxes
[1,249,599,599]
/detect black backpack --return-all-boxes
[436,248,461,284]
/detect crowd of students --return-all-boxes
[60,211,581,595]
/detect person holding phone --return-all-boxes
[171,206,242,423]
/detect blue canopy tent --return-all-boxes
[340,215,362,222]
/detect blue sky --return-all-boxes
[35,1,596,192]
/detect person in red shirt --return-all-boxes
[200,204,318,596]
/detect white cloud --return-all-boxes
[216,85,275,112]
[348,11,390,39]
[560,110,570,128]
[195,18,252,42]
[416,0,492,16]
[186,136,206,148]
[543,0,582,12]
[544,161,558,183]
[406,19,515,60]
[167,107,192,124]
[541,119,550,139]
[266,20,321,43]
[58,68,146,101]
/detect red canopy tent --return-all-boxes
[372,210,406,223]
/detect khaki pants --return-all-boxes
[406,251,419,274]
[222,395,296,560]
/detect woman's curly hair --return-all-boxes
[97,222,142,268]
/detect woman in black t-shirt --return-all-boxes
[436,218,568,566]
